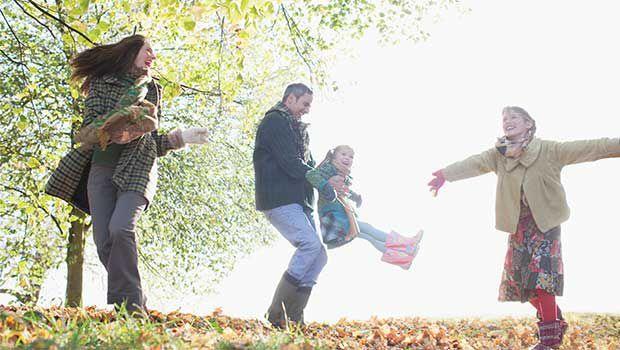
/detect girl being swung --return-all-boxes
[306,145,423,269]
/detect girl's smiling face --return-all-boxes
[333,146,354,170]
[502,111,533,140]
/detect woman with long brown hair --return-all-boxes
[428,106,620,349]
[46,34,209,313]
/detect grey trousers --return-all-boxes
[87,164,147,308]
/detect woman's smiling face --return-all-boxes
[134,41,156,71]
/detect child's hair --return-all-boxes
[319,145,355,168]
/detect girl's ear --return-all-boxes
[525,119,534,130]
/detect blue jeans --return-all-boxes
[357,221,388,253]
[264,203,328,287]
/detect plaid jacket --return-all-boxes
[253,102,315,211]
[45,74,182,214]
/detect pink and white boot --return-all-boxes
[382,230,424,269]
[386,230,424,258]
[381,249,414,270]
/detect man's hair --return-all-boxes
[282,83,313,102]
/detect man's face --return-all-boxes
[285,93,313,118]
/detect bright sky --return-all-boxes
[30,0,620,322]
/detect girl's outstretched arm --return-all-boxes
[550,138,620,166]
[428,148,499,196]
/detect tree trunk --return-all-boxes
[65,207,87,307]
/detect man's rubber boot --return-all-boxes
[266,272,299,328]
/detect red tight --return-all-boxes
[529,289,557,321]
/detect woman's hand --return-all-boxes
[181,127,209,145]
[427,169,446,197]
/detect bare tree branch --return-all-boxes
[1,5,46,139]
[151,74,244,105]
[1,184,65,237]
[282,5,314,51]
[0,48,25,66]
[11,1,242,105]
[217,14,225,117]
[0,8,25,52]
[0,288,32,304]
[25,0,96,45]
[0,6,32,89]
[281,5,314,76]
[13,0,57,40]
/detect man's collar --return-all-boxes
[269,101,299,120]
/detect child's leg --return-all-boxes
[357,232,386,253]
[536,289,557,321]
[357,221,388,242]
[529,297,541,314]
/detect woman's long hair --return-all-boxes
[70,34,147,94]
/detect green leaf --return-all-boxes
[182,18,196,31]
[80,0,90,12]
[27,157,40,168]
[89,28,102,42]
[16,120,28,131]
[237,29,250,40]
[97,21,111,31]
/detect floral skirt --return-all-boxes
[498,203,564,302]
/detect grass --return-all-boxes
[0,305,618,349]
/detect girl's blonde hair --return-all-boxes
[319,145,354,167]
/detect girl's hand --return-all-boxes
[328,175,345,193]
[349,192,363,208]
[427,169,446,197]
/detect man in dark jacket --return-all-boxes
[253,83,344,327]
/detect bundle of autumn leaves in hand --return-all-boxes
[74,75,158,150]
